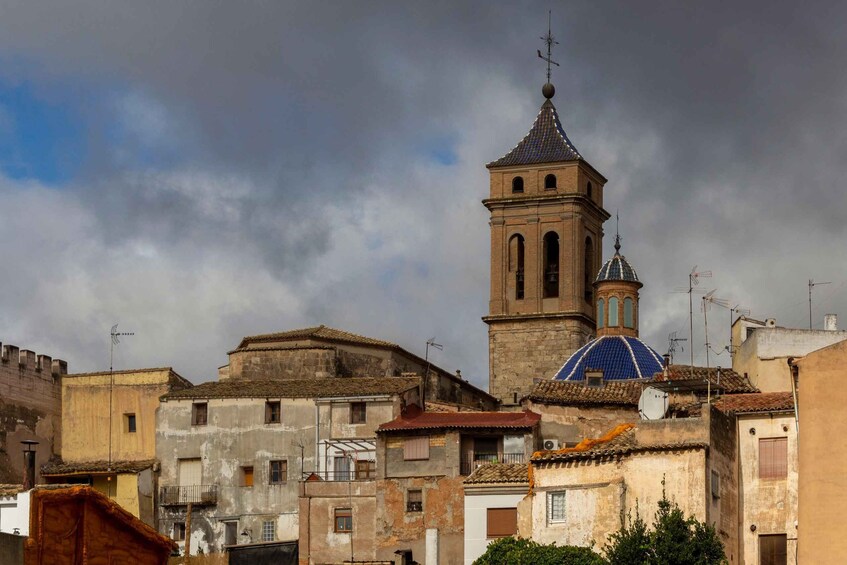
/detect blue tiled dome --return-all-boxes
[553,335,664,381]
[595,235,640,284]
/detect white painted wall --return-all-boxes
[464,491,525,565]
[0,490,30,536]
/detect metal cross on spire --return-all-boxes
[537,10,560,84]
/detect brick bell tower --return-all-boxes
[483,80,610,405]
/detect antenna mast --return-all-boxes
[686,267,710,377]
[109,324,134,479]
[702,290,729,372]
[808,279,831,329]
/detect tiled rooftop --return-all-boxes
[554,335,665,381]
[526,380,646,406]
[652,365,757,394]
[236,325,398,350]
[713,392,795,415]
[378,405,540,432]
[464,463,529,485]
[531,425,707,463]
[42,459,158,475]
[162,376,421,401]
[487,99,582,168]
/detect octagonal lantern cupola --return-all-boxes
[594,234,642,338]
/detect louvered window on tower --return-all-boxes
[543,232,559,298]
[509,234,525,300]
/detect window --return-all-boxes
[544,174,557,190]
[172,522,186,541]
[262,520,275,542]
[334,456,351,480]
[486,507,518,538]
[608,297,619,326]
[124,413,137,433]
[265,401,281,424]
[586,375,603,388]
[242,466,254,487]
[759,534,787,565]
[512,176,524,193]
[192,403,208,426]
[350,402,367,424]
[759,437,788,479]
[334,508,353,533]
[547,491,566,523]
[624,297,634,328]
[597,299,605,329]
[407,489,423,512]
[224,521,238,546]
[269,460,287,484]
[403,436,430,461]
[355,459,376,479]
[509,234,525,300]
[543,232,559,298]
[587,181,593,199]
[584,237,594,302]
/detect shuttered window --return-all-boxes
[403,436,430,460]
[759,534,787,565]
[486,508,517,538]
[759,437,788,479]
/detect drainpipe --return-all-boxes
[315,403,320,476]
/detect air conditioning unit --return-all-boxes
[543,439,560,451]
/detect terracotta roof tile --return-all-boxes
[531,425,707,463]
[652,365,757,394]
[0,484,24,497]
[713,392,795,415]
[526,380,646,407]
[237,325,398,350]
[464,463,529,485]
[162,376,421,401]
[42,459,158,476]
[378,405,540,432]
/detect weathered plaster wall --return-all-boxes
[733,327,847,392]
[0,343,65,484]
[738,413,797,564]
[708,406,739,563]
[526,401,640,446]
[157,397,316,554]
[62,370,174,462]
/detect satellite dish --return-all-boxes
[638,387,668,420]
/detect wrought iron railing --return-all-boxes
[159,484,218,506]
[301,469,376,482]
[460,452,525,475]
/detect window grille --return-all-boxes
[262,520,275,542]
[547,491,566,523]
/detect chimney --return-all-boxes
[455,369,462,380]
[662,353,670,368]
[824,314,838,331]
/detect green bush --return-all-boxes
[473,536,606,565]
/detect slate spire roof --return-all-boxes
[487,98,582,168]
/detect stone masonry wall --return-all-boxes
[227,348,337,380]
[489,317,593,405]
[0,342,66,484]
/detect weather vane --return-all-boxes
[537,10,560,85]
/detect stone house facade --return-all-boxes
[157,377,420,557]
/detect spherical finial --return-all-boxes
[614,234,621,254]
[542,82,555,99]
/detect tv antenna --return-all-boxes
[537,10,560,84]
[673,266,710,377]
[808,279,831,329]
[424,337,443,382]
[109,324,134,478]
[726,304,750,358]
[666,331,687,365]
[702,290,729,372]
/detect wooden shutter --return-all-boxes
[759,438,788,479]
[486,508,517,538]
[403,436,430,460]
[759,534,787,565]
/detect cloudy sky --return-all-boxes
[1,1,846,388]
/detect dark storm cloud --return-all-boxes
[1,1,846,385]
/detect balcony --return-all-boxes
[159,484,218,506]
[461,452,525,476]
[301,469,375,482]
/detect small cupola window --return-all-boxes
[544,174,557,190]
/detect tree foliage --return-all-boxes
[473,537,606,565]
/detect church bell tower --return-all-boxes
[483,77,610,404]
